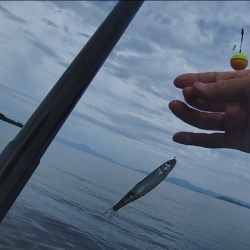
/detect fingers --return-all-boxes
[182,87,226,112]
[193,75,250,103]
[172,132,227,148]
[169,100,224,131]
[178,73,250,111]
[174,69,250,89]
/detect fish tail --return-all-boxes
[104,207,117,222]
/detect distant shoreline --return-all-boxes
[215,196,250,209]
[54,136,250,210]
[0,113,23,128]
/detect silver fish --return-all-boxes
[105,158,177,221]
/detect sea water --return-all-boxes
[0,120,250,250]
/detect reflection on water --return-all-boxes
[0,121,250,249]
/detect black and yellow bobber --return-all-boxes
[230,29,248,71]
[230,53,248,71]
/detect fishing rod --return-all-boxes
[0,1,144,223]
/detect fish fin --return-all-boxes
[104,207,116,222]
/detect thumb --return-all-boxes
[193,75,250,103]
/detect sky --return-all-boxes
[0,1,250,203]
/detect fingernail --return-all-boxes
[194,82,207,91]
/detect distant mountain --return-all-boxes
[0,113,23,128]
[216,196,250,209]
[54,136,250,209]
[54,137,120,165]
[165,177,220,197]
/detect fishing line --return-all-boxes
[239,28,244,53]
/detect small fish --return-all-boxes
[232,45,236,50]
[105,158,177,221]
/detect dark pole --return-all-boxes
[0,1,144,222]
[239,28,244,53]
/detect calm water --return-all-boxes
[0,120,250,250]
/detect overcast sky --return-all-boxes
[0,1,250,203]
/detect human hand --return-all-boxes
[169,69,250,153]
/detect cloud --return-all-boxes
[77,32,90,39]
[0,4,28,24]
[41,18,58,28]
[63,25,70,34]
[73,105,172,147]
[30,40,63,61]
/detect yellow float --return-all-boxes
[230,29,248,71]
[230,53,248,71]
